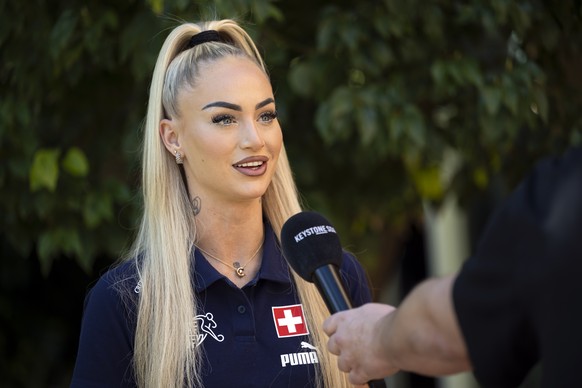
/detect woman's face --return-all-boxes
[161,55,282,206]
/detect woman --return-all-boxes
[71,19,372,387]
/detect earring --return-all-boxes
[174,150,183,165]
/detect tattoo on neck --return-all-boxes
[192,196,201,216]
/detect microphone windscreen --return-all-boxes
[281,211,343,282]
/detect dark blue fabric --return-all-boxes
[453,147,582,388]
[71,223,372,387]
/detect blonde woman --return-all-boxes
[71,19,372,387]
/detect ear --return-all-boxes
[160,118,181,155]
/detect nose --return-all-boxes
[240,120,265,150]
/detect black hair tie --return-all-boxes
[188,30,222,48]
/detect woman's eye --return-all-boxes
[259,111,278,123]
[212,114,236,125]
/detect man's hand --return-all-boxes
[323,303,399,385]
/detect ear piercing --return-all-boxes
[174,150,183,165]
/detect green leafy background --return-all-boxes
[1,0,581,385]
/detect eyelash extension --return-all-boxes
[260,110,278,120]
[211,111,278,125]
[211,114,234,124]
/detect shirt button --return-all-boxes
[237,305,246,314]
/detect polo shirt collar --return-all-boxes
[193,222,292,292]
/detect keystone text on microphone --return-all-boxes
[293,225,337,242]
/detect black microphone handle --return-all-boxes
[313,265,353,313]
[312,266,388,388]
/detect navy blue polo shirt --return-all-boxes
[71,223,372,387]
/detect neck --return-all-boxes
[195,226,265,288]
[194,198,265,263]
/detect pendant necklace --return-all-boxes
[195,240,264,278]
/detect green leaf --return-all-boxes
[316,88,355,144]
[50,10,78,59]
[29,149,60,192]
[533,87,549,123]
[356,105,379,146]
[430,60,446,86]
[317,11,339,51]
[252,0,283,23]
[340,24,361,51]
[388,111,405,143]
[329,87,355,123]
[404,105,426,147]
[288,62,314,97]
[481,86,502,115]
[372,44,395,68]
[62,228,83,258]
[83,192,113,228]
[62,147,89,177]
[472,167,489,189]
[410,166,443,201]
[38,231,57,276]
[503,87,519,115]
[460,59,483,87]
[38,228,86,275]
[146,0,164,14]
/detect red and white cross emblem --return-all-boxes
[272,304,309,338]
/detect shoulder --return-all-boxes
[339,251,365,276]
[452,147,582,388]
[513,146,582,223]
[339,250,373,305]
[84,260,140,313]
[72,261,139,387]
[92,260,139,293]
[533,146,582,177]
[468,147,582,259]
[78,260,140,345]
[535,147,582,233]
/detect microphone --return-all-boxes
[281,211,387,388]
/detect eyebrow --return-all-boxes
[255,98,275,110]
[202,98,275,111]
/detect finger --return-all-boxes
[348,370,368,386]
[322,315,337,336]
[336,355,352,373]
[327,334,340,355]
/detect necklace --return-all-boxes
[195,240,264,278]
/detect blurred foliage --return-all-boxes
[285,0,582,238]
[1,0,581,385]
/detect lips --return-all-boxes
[233,156,269,176]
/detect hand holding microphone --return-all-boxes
[323,303,399,385]
[281,211,388,388]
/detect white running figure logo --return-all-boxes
[193,312,225,347]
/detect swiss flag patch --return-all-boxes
[272,304,309,338]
